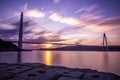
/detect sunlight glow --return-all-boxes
[45,44,53,48]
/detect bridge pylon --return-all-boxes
[18,12,23,49]
[102,33,108,51]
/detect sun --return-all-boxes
[45,44,53,48]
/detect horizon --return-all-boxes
[0,0,120,49]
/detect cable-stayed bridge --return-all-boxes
[0,12,110,51]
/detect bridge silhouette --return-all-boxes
[0,12,110,51]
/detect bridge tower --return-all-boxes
[102,33,108,51]
[18,12,23,49]
[17,12,23,63]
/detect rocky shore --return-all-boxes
[0,63,119,80]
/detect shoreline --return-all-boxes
[0,63,120,80]
[1,49,120,52]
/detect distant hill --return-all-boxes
[0,39,21,51]
[39,45,120,51]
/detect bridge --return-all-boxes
[0,12,109,51]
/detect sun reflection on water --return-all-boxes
[44,51,52,65]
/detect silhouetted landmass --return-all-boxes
[0,39,21,51]
[1,39,119,51]
[39,45,120,51]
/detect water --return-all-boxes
[0,51,120,75]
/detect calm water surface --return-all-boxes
[0,51,120,75]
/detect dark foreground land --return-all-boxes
[0,63,119,80]
[0,39,21,51]
[0,39,31,51]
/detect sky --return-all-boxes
[0,0,120,49]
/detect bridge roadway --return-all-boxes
[0,63,120,80]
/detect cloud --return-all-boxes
[100,17,120,26]
[82,17,120,32]
[24,32,65,43]
[75,4,98,14]
[85,4,98,12]
[56,9,120,40]
[49,13,62,22]
[45,34,65,42]
[14,4,46,18]
[25,9,46,18]
[48,5,101,26]
[0,29,18,41]
[60,17,80,26]
[0,19,65,43]
[80,13,103,22]
[53,0,60,3]
[0,23,16,30]
[30,27,48,34]
[57,26,80,35]
[25,36,47,43]
[49,13,81,26]
[11,20,37,28]
[75,8,86,14]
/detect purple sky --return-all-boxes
[0,0,120,48]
